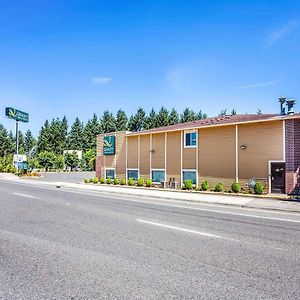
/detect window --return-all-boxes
[182,170,197,185]
[151,170,166,183]
[185,131,197,147]
[105,169,115,179]
[127,169,139,181]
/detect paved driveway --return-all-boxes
[31,171,95,183]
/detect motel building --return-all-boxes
[96,98,300,195]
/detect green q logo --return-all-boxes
[103,137,113,147]
[9,108,17,118]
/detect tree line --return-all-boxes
[0,106,244,171]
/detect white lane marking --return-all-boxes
[4,181,300,223]
[136,219,289,251]
[136,219,238,241]
[13,192,38,199]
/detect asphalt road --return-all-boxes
[0,181,300,299]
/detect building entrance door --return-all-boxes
[271,162,285,194]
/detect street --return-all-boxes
[0,181,300,299]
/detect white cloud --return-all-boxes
[92,77,112,85]
[234,81,277,89]
[268,21,299,45]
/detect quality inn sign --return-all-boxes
[5,107,29,123]
[103,135,115,155]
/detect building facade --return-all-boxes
[96,113,300,195]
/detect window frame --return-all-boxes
[105,168,116,179]
[184,130,198,148]
[182,169,198,186]
[151,169,166,184]
[126,168,139,181]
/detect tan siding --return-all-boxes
[166,131,181,183]
[238,121,284,180]
[183,147,196,169]
[115,132,126,178]
[140,135,150,178]
[152,133,165,169]
[96,134,105,178]
[127,136,138,168]
[198,125,236,179]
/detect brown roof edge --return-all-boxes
[126,113,300,136]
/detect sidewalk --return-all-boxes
[4,175,299,213]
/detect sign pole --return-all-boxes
[16,120,19,171]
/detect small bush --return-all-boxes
[137,178,145,187]
[128,178,135,186]
[93,177,99,184]
[201,180,209,191]
[100,177,105,184]
[89,178,94,183]
[84,178,89,183]
[184,179,193,190]
[120,178,126,185]
[231,182,241,193]
[106,178,112,184]
[145,178,152,187]
[214,182,224,192]
[114,178,120,185]
[254,182,264,195]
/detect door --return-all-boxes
[271,162,285,194]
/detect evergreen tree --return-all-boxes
[156,107,169,127]
[68,117,84,150]
[128,108,146,132]
[180,108,197,123]
[17,131,25,154]
[116,110,128,131]
[24,130,36,154]
[145,108,157,129]
[168,108,179,125]
[219,109,227,116]
[196,110,207,120]
[37,120,51,153]
[231,109,237,116]
[101,111,117,133]
[0,124,13,156]
[83,113,101,151]
[60,116,68,150]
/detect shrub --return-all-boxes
[146,178,152,187]
[93,177,99,184]
[137,178,145,187]
[214,182,224,192]
[254,182,264,195]
[84,178,89,183]
[201,180,209,191]
[89,178,94,183]
[231,182,241,193]
[120,178,126,185]
[128,178,135,186]
[106,178,112,184]
[100,177,105,184]
[114,178,120,185]
[184,179,193,190]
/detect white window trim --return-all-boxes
[182,169,198,186]
[184,130,197,148]
[151,168,166,184]
[105,168,116,179]
[126,168,140,180]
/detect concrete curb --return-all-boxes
[11,178,300,213]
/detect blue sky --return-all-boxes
[0,0,299,136]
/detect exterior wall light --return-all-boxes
[240,145,247,150]
[150,149,155,153]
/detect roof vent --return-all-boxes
[286,98,296,115]
[279,97,286,115]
